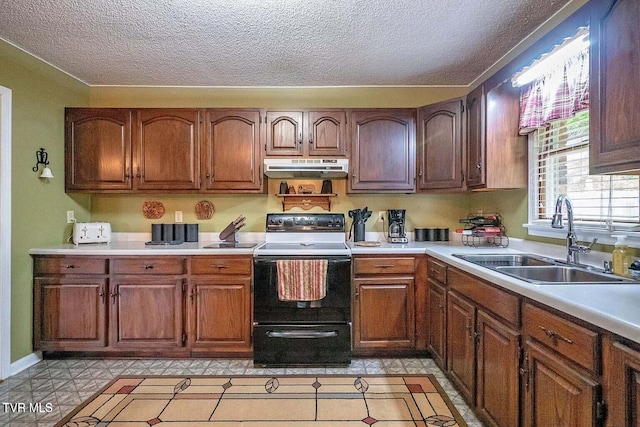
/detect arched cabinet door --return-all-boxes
[65,108,132,192]
[265,111,304,156]
[349,109,416,193]
[307,110,347,157]
[133,109,201,190]
[203,110,263,192]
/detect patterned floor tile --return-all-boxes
[0,358,486,426]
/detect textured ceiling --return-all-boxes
[0,0,572,87]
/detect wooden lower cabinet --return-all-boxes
[32,254,255,356]
[603,336,640,427]
[476,309,520,427]
[110,277,185,349]
[522,339,600,427]
[353,277,415,349]
[33,277,107,350]
[447,290,476,403]
[188,255,252,354]
[427,278,447,368]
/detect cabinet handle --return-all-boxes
[309,132,313,144]
[476,163,482,170]
[374,264,394,269]
[64,264,76,269]
[418,168,423,177]
[190,288,195,303]
[538,325,574,344]
[213,265,229,269]
[355,288,359,301]
[110,291,119,305]
[136,167,141,179]
[99,285,105,304]
[125,167,130,179]
[143,265,154,269]
[466,322,473,338]
[298,132,303,144]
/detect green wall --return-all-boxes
[0,40,91,361]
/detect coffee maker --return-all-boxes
[386,209,408,243]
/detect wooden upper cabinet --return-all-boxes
[133,109,201,190]
[203,110,263,192]
[417,98,464,191]
[467,83,527,190]
[65,108,132,192]
[266,111,304,156]
[266,110,347,157]
[307,110,347,156]
[590,0,640,174]
[349,109,416,193]
[466,85,485,188]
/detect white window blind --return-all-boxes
[533,110,640,225]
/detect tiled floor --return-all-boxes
[0,357,484,427]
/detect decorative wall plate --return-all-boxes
[142,201,165,219]
[195,200,215,220]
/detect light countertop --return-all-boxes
[29,237,640,344]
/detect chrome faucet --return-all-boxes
[551,194,597,264]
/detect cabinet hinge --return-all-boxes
[596,400,607,422]
[460,101,465,114]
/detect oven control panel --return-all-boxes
[266,213,345,232]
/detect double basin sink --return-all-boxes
[453,253,639,285]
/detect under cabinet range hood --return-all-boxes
[263,158,348,178]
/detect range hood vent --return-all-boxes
[263,158,348,178]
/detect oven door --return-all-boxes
[253,323,351,366]
[253,256,351,323]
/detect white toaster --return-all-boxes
[73,222,112,244]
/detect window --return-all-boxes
[520,27,640,246]
[531,110,640,227]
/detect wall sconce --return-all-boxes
[33,147,54,179]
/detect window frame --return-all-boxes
[524,124,640,248]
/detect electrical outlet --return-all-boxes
[66,210,75,224]
[175,211,183,223]
[378,211,385,223]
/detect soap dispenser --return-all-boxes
[612,235,631,277]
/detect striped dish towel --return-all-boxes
[276,259,328,301]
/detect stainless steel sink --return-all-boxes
[453,253,560,267]
[453,253,639,285]
[494,265,626,284]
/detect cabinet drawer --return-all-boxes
[191,257,252,275]
[427,258,447,283]
[523,303,599,373]
[353,257,415,275]
[34,256,107,275]
[449,268,520,327]
[112,257,186,275]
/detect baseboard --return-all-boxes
[9,351,42,377]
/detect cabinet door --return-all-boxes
[605,339,640,427]
[523,340,600,427]
[466,85,485,188]
[204,110,263,192]
[349,110,416,192]
[266,111,304,156]
[134,109,201,190]
[353,277,415,349]
[307,110,347,156]
[427,278,447,369]
[590,0,640,174]
[65,108,132,192]
[111,278,184,348]
[476,309,520,427]
[33,278,107,350]
[189,278,252,351]
[417,99,464,190]
[447,290,476,404]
